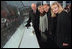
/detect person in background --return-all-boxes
[64,4,71,13]
[66,4,71,48]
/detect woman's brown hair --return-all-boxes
[38,5,46,16]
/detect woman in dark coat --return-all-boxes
[51,2,71,48]
[43,4,57,42]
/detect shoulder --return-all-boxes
[29,9,33,13]
[61,11,67,15]
[59,11,67,17]
[36,9,40,13]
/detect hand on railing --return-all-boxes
[25,23,31,29]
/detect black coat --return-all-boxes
[27,9,40,29]
[47,8,52,32]
[26,9,41,40]
[47,8,57,42]
[56,11,71,48]
[66,10,71,46]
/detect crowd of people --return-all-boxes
[25,1,71,48]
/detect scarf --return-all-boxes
[39,14,48,32]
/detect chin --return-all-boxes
[55,12,58,14]
[46,11,48,12]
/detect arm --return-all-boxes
[25,11,31,27]
[27,11,31,24]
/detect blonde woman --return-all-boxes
[51,2,70,48]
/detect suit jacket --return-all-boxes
[27,9,40,29]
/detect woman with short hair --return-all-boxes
[38,5,48,42]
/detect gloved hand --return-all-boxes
[25,23,31,29]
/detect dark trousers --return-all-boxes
[33,25,41,40]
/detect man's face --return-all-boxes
[31,4,37,11]
[43,5,49,12]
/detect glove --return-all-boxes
[25,23,31,29]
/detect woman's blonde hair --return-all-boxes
[51,2,63,17]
